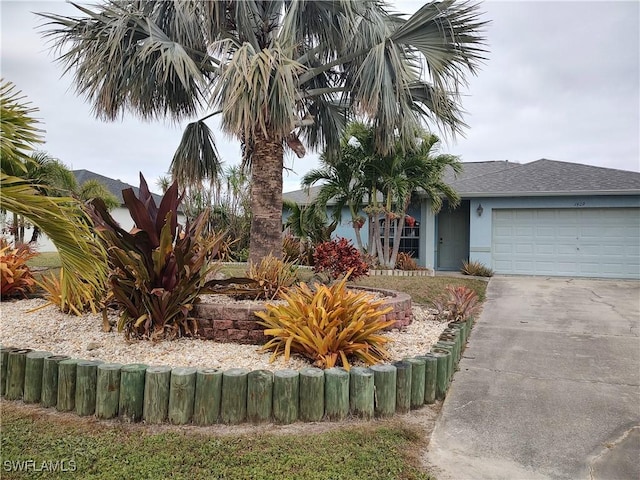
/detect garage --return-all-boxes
[492,208,640,279]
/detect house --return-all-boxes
[5,170,167,253]
[283,159,640,280]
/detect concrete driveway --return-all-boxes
[426,276,640,480]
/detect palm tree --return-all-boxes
[301,124,371,251]
[40,0,486,264]
[0,80,108,313]
[306,122,460,268]
[371,131,461,268]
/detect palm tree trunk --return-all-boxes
[389,217,405,269]
[349,207,364,252]
[29,226,41,244]
[249,133,284,264]
[389,197,411,268]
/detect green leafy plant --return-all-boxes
[0,239,37,299]
[256,274,394,370]
[282,233,302,264]
[313,237,369,281]
[89,173,251,340]
[461,260,494,277]
[395,252,421,271]
[246,254,297,300]
[36,270,98,316]
[432,285,482,324]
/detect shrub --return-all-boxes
[313,237,369,281]
[37,270,97,316]
[0,239,37,299]
[395,252,420,271]
[88,173,241,340]
[432,285,481,323]
[461,260,494,277]
[256,274,394,370]
[282,233,301,264]
[246,254,297,300]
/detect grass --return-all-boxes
[0,403,433,480]
[26,252,62,269]
[354,275,488,304]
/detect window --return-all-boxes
[379,216,420,259]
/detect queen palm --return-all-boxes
[301,123,372,251]
[40,0,486,263]
[306,121,460,267]
[370,131,461,268]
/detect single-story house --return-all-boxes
[283,159,640,280]
[3,170,166,253]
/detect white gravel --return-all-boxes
[0,297,447,371]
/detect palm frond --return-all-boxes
[0,80,44,175]
[212,41,305,143]
[170,119,223,187]
[39,1,214,121]
[1,174,107,312]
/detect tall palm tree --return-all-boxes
[40,0,486,263]
[0,80,107,313]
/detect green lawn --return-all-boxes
[26,252,62,269]
[354,275,488,304]
[0,403,433,480]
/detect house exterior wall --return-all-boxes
[467,195,640,267]
[3,207,187,253]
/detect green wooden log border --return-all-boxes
[23,351,52,404]
[3,313,478,425]
[96,363,122,419]
[324,367,349,421]
[194,368,222,425]
[247,369,273,424]
[5,349,32,400]
[41,355,69,408]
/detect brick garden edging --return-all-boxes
[192,286,413,344]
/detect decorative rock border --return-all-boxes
[369,269,435,277]
[193,286,413,343]
[0,316,474,426]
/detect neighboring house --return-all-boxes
[5,170,171,253]
[283,159,640,280]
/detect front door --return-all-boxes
[437,201,470,270]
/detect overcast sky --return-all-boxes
[1,1,638,193]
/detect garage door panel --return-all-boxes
[492,208,640,279]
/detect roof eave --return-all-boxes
[452,189,640,198]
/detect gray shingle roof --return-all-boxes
[448,159,640,197]
[282,159,640,205]
[282,185,324,205]
[72,169,164,205]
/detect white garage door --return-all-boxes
[492,208,640,279]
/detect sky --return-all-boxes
[1,1,639,194]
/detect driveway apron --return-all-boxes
[426,276,640,480]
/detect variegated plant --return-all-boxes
[256,274,394,370]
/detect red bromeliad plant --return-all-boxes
[312,237,369,281]
[89,173,252,340]
[432,285,481,324]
